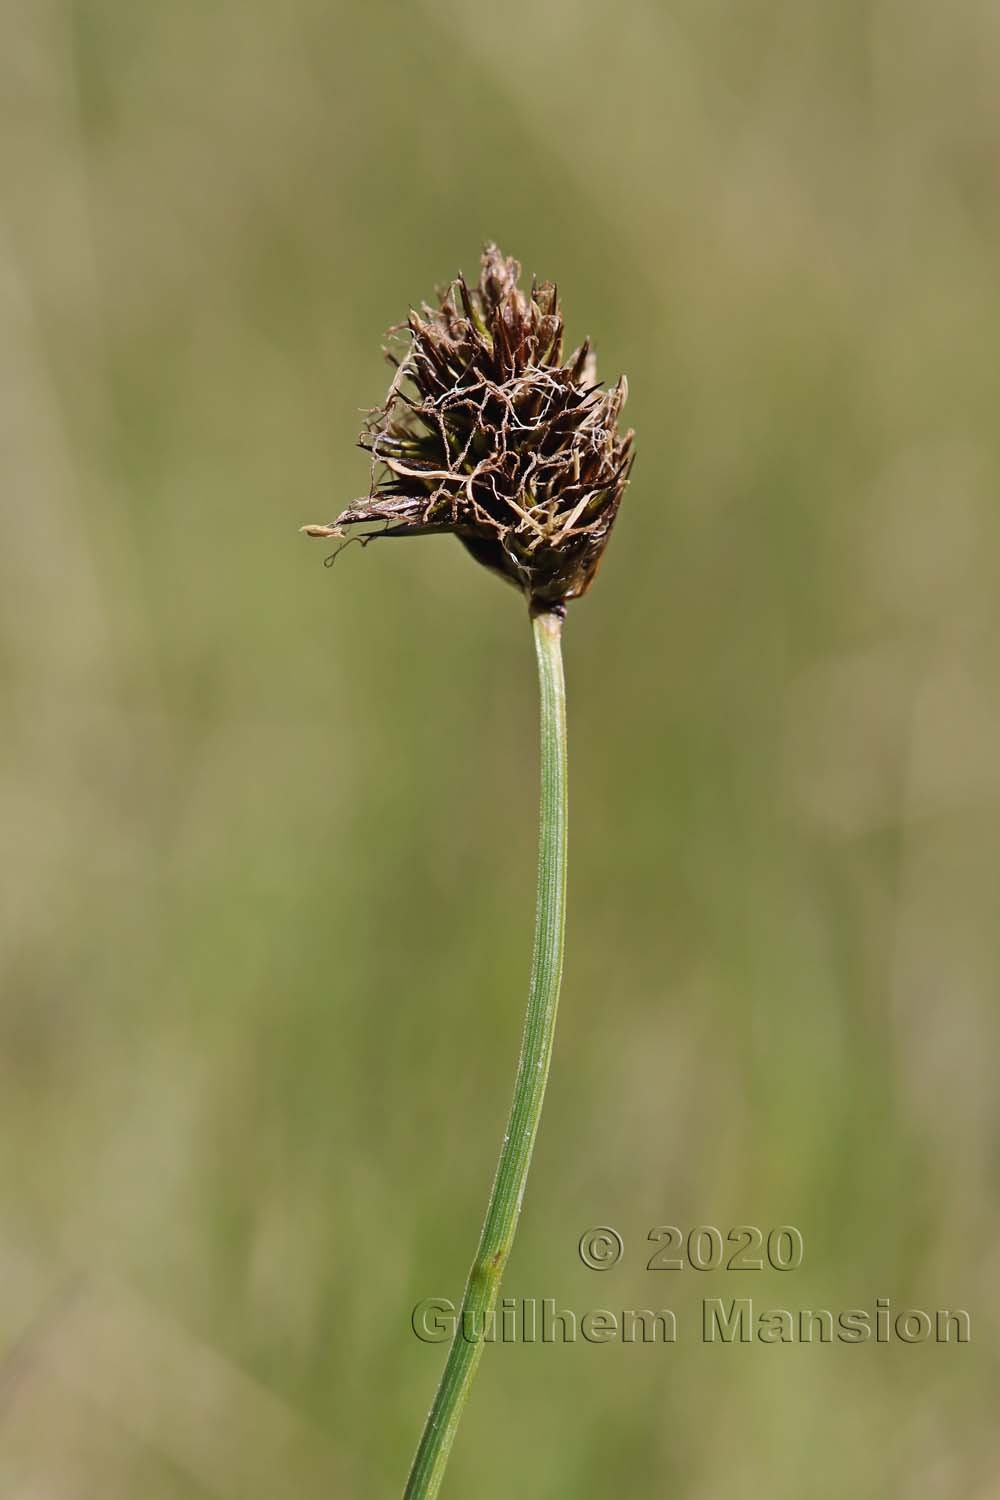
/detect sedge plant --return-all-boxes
[304,246,633,1499]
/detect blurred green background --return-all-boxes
[2,1,999,1495]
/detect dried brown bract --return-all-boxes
[303,245,633,609]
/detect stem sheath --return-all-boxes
[403,606,569,1499]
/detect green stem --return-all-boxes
[403,605,569,1500]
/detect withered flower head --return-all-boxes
[304,245,633,610]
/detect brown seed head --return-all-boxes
[303,245,634,609]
